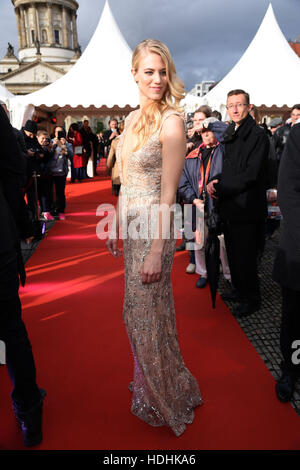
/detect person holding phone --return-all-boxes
[36,130,54,221]
[67,123,85,182]
[50,130,73,220]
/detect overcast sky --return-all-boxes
[0,0,299,91]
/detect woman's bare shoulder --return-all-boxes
[160,109,185,137]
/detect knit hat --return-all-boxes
[24,119,37,134]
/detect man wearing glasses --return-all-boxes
[207,89,269,317]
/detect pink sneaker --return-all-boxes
[42,212,54,221]
[58,213,66,221]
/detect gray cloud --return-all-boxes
[1,0,299,91]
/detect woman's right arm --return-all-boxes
[105,195,122,257]
[106,139,116,173]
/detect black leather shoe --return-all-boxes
[221,289,241,302]
[13,389,46,447]
[233,301,260,317]
[275,373,295,402]
[196,277,207,288]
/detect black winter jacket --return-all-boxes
[215,114,269,222]
[273,123,300,292]
[0,106,33,280]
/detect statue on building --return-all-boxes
[35,38,41,55]
[6,43,15,57]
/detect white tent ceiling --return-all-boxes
[189,3,300,112]
[9,1,139,126]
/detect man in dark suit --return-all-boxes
[0,104,46,447]
[273,120,300,402]
[207,89,269,317]
[103,118,120,157]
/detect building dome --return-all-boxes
[11,0,80,63]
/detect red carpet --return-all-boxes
[1,160,300,450]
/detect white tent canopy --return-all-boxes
[181,93,203,113]
[9,1,139,127]
[197,3,300,112]
[0,82,13,104]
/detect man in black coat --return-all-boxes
[0,105,46,446]
[207,89,269,316]
[103,118,120,157]
[273,121,300,402]
[21,119,41,220]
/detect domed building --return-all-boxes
[0,0,81,94]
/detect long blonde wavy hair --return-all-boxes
[131,39,185,151]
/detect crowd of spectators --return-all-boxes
[7,116,122,225]
[178,94,300,404]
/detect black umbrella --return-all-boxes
[204,199,221,308]
[205,228,220,308]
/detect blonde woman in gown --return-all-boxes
[106,39,202,437]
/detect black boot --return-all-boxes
[12,389,46,447]
[275,373,295,403]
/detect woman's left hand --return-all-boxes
[141,252,162,284]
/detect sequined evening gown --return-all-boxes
[116,109,202,437]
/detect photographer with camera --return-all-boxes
[20,120,42,221]
[49,130,73,220]
[36,130,54,221]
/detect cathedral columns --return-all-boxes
[19,6,27,49]
[11,1,80,62]
[72,11,79,50]
[47,3,54,45]
[31,2,38,44]
[62,6,69,48]
[16,8,23,49]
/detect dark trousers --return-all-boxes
[26,180,37,221]
[223,220,261,303]
[73,167,85,182]
[266,218,281,238]
[70,158,77,182]
[37,177,52,213]
[53,176,66,214]
[112,184,121,197]
[93,154,98,176]
[280,287,300,378]
[0,252,40,411]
